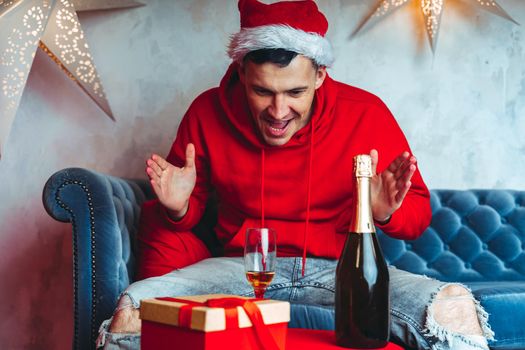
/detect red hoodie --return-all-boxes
[139,63,431,277]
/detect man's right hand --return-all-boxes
[146,143,196,220]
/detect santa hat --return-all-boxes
[228,0,334,67]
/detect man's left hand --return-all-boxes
[370,149,416,223]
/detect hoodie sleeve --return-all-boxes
[370,102,432,240]
[158,100,213,232]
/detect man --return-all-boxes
[97,1,494,349]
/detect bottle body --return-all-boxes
[335,155,390,348]
[335,231,390,348]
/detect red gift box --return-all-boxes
[140,294,290,350]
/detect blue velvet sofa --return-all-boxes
[43,167,525,350]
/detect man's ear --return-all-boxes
[314,66,327,90]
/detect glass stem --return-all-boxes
[254,287,266,299]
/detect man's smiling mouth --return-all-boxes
[264,118,292,137]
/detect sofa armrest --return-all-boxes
[42,168,153,350]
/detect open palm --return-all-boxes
[146,143,196,219]
[370,149,416,223]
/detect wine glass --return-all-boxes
[244,228,276,298]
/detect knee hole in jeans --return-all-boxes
[109,295,141,334]
[431,285,483,336]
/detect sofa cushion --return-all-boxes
[468,281,525,350]
[378,190,525,283]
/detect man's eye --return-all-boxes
[254,89,272,96]
[289,90,304,97]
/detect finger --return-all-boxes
[387,151,410,174]
[147,158,163,177]
[394,155,416,180]
[399,163,416,184]
[185,143,195,169]
[395,180,412,204]
[146,166,160,182]
[149,178,162,195]
[369,149,378,175]
[395,164,416,192]
[151,153,170,171]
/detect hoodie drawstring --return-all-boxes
[259,120,315,277]
[261,148,265,228]
[301,118,315,276]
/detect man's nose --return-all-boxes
[268,94,290,120]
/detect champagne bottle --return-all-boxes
[335,154,390,348]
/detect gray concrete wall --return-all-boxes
[0,0,523,348]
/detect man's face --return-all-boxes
[239,55,327,147]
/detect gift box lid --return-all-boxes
[140,294,290,332]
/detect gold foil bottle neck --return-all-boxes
[350,154,375,234]
[354,155,373,178]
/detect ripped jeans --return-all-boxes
[97,257,494,350]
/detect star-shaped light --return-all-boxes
[354,0,518,52]
[0,0,143,159]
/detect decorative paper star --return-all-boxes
[0,0,143,159]
[354,0,518,52]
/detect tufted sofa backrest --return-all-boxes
[104,184,525,285]
[378,190,525,282]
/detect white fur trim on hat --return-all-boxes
[228,24,334,67]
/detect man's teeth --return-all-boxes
[268,120,289,130]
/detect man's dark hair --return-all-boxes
[243,48,319,69]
